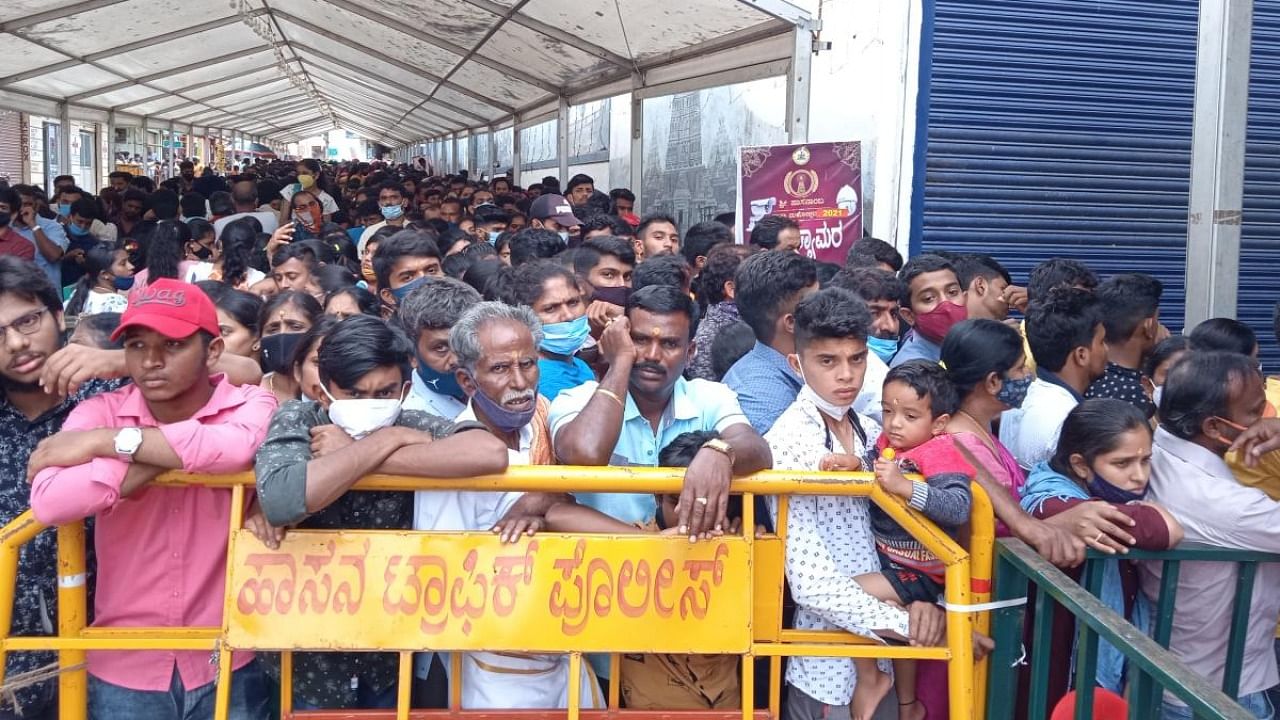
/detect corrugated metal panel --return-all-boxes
[1241,0,1280,371]
[915,0,1198,335]
[0,110,22,183]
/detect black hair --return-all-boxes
[208,191,235,217]
[317,314,415,390]
[580,214,633,239]
[69,197,99,220]
[473,204,511,227]
[64,243,122,317]
[951,253,1012,288]
[258,290,322,334]
[197,281,263,337]
[748,214,799,250]
[815,262,842,288]
[143,219,190,280]
[566,174,594,194]
[659,430,721,467]
[627,284,699,340]
[1095,273,1164,345]
[180,192,207,219]
[188,218,215,244]
[1160,350,1258,440]
[459,240,498,264]
[378,180,406,200]
[292,315,342,373]
[0,256,68,315]
[793,287,872,350]
[490,259,578,307]
[693,243,753,309]
[314,263,358,294]
[581,235,636,268]
[734,250,818,344]
[508,227,565,266]
[219,217,259,288]
[898,254,959,305]
[355,199,381,220]
[442,253,471,279]
[148,188,180,220]
[847,237,903,272]
[885,360,960,417]
[73,312,123,349]
[710,321,756,381]
[1025,287,1104,373]
[271,241,319,272]
[681,221,734,267]
[1027,258,1098,302]
[713,211,735,228]
[828,267,906,305]
[464,257,505,296]
[1188,318,1258,357]
[632,255,690,293]
[940,319,1026,399]
[1143,336,1192,379]
[1050,398,1152,481]
[636,212,678,238]
[372,229,441,291]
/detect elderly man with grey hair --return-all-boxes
[420,300,602,711]
[396,275,481,419]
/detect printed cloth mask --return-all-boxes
[913,300,968,343]
[322,384,405,440]
[294,206,321,230]
[866,335,899,364]
[1087,474,1148,504]
[540,315,590,356]
[997,373,1034,409]
[416,358,467,403]
[468,373,536,433]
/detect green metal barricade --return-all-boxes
[986,539,1280,720]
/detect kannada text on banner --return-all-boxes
[737,141,863,264]
[224,531,751,654]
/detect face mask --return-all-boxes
[67,223,90,237]
[322,384,405,440]
[347,227,364,244]
[468,375,537,433]
[996,373,1034,409]
[113,276,135,291]
[793,360,854,419]
[592,286,631,307]
[381,204,404,221]
[557,231,570,244]
[912,300,968,343]
[0,212,9,228]
[389,276,427,303]
[260,332,304,375]
[416,358,468,402]
[294,209,320,230]
[1152,385,1163,408]
[866,335,898,364]
[361,261,377,284]
[297,174,316,190]
[1087,474,1148,504]
[57,203,71,217]
[191,243,213,260]
[488,230,501,245]
[540,315,590,356]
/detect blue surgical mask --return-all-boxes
[866,335,898,364]
[467,375,537,433]
[1087,474,1148,504]
[996,373,1034,409]
[557,231,569,244]
[416,357,467,403]
[540,315,590,356]
[113,276,135,291]
[57,203,71,217]
[389,276,427,303]
[66,223,90,237]
[488,230,501,245]
[381,204,404,221]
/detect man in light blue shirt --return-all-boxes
[10,186,67,289]
[721,250,819,434]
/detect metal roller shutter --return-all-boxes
[1241,0,1280,371]
[913,0,1198,335]
[0,111,22,185]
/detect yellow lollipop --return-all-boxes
[881,447,896,461]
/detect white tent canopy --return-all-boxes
[0,0,813,149]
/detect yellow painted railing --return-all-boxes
[0,467,995,720]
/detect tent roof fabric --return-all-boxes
[0,0,811,146]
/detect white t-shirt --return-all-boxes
[184,262,266,289]
[67,289,127,316]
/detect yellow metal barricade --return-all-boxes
[0,467,995,720]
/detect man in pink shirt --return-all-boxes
[29,278,277,720]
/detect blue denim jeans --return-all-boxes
[88,660,269,720]
[1163,690,1273,720]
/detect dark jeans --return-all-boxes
[292,681,397,711]
[88,660,269,720]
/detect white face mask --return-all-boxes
[792,358,855,419]
[1152,385,1163,409]
[322,384,406,439]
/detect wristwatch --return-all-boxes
[700,437,735,465]
[114,427,143,463]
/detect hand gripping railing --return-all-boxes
[0,467,995,720]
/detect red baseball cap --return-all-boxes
[111,278,220,343]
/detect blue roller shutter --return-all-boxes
[1242,1,1280,371]
[913,0,1198,334]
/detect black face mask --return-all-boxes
[592,286,631,307]
[260,333,304,375]
[191,244,213,261]
[0,212,9,228]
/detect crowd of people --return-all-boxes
[0,156,1279,720]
